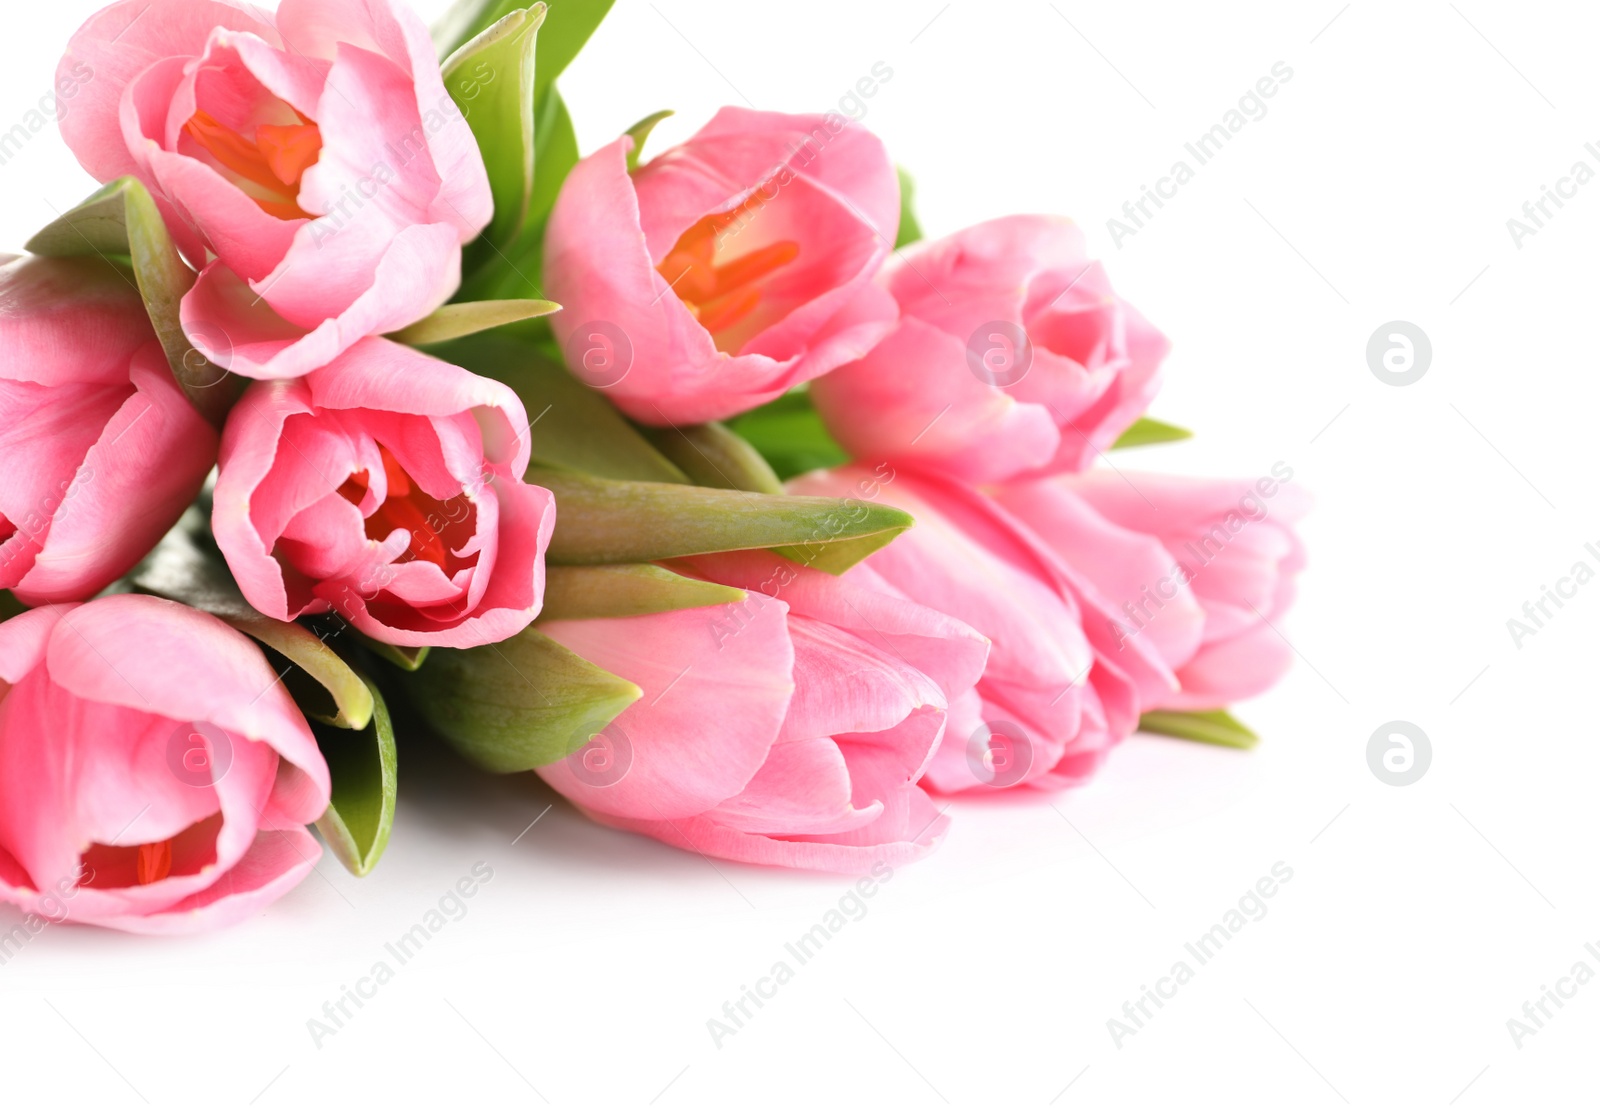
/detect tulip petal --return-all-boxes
[86,827,322,935]
[10,346,217,605]
[42,595,329,806]
[993,478,1206,671]
[277,0,490,236]
[57,0,278,184]
[538,595,795,820]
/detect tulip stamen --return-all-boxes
[693,286,764,335]
[708,240,800,297]
[136,840,173,886]
[256,122,324,190]
[657,209,800,346]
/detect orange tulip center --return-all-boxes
[339,444,474,575]
[657,206,799,350]
[184,108,322,220]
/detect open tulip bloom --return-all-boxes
[0,0,1306,933]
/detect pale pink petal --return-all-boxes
[42,595,329,806]
[538,596,795,820]
[993,478,1206,671]
[11,346,217,605]
[276,0,490,235]
[86,828,321,935]
[57,0,277,183]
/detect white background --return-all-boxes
[1,1,1596,1106]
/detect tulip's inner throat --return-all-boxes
[78,813,223,890]
[657,207,799,350]
[184,109,322,220]
[339,444,476,576]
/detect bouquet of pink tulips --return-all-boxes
[0,0,1306,933]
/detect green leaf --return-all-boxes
[726,389,851,480]
[435,0,614,89]
[773,532,898,576]
[533,0,616,100]
[411,626,641,772]
[131,514,374,730]
[314,673,398,877]
[535,467,912,572]
[354,633,430,673]
[438,333,689,483]
[539,564,745,621]
[624,109,674,171]
[389,299,560,346]
[28,180,135,255]
[1113,416,1194,450]
[528,85,578,232]
[639,423,894,572]
[443,4,546,249]
[641,422,785,495]
[0,591,25,620]
[28,177,241,427]
[1139,709,1259,750]
[895,166,923,249]
[457,86,575,301]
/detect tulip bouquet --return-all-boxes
[0,0,1306,933]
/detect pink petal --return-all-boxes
[42,595,329,807]
[709,737,878,837]
[581,786,948,874]
[142,142,306,283]
[10,346,217,605]
[276,0,490,235]
[85,827,322,935]
[538,596,796,820]
[992,478,1206,671]
[682,550,989,703]
[0,256,153,387]
[56,0,277,183]
[812,316,1061,484]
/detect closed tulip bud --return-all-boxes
[0,254,216,605]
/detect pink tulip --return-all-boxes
[536,551,989,871]
[792,467,1174,792]
[0,254,216,605]
[811,215,1169,483]
[212,338,555,648]
[543,107,900,425]
[1018,468,1309,711]
[0,595,331,934]
[58,0,492,380]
